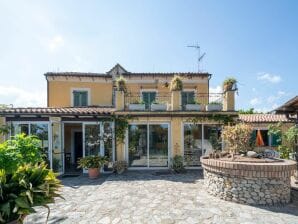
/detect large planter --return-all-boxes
[151,103,167,111]
[185,104,203,111]
[88,168,100,179]
[206,104,222,111]
[201,157,296,205]
[128,104,145,111]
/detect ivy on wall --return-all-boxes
[187,114,235,125]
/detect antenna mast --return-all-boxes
[187,44,206,72]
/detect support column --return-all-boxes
[223,90,235,111]
[171,90,181,111]
[115,90,125,110]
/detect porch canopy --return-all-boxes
[274,96,298,123]
[0,106,115,121]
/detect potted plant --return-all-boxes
[169,75,183,91]
[128,99,145,111]
[151,100,167,111]
[206,101,223,111]
[223,77,237,92]
[112,161,128,174]
[185,99,203,111]
[78,155,108,179]
[115,75,127,92]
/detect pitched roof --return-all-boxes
[45,72,111,78]
[238,114,291,123]
[45,64,211,78]
[0,107,114,116]
[274,95,298,114]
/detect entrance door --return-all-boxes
[74,132,83,164]
[51,120,64,174]
[82,122,114,172]
[128,124,169,168]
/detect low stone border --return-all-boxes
[201,157,297,205]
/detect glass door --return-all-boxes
[128,125,148,167]
[83,123,101,157]
[183,124,202,167]
[82,122,114,172]
[128,124,169,168]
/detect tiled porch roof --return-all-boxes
[0,106,115,116]
[238,114,291,123]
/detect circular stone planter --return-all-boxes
[201,157,297,205]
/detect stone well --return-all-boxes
[201,157,297,205]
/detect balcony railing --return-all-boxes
[124,92,171,111]
[124,92,224,111]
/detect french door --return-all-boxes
[83,122,114,171]
[128,123,169,168]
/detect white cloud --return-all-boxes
[0,85,46,107]
[250,97,262,106]
[209,85,222,94]
[257,73,281,83]
[48,35,64,52]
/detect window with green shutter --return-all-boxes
[142,92,156,110]
[271,133,282,147]
[182,91,195,108]
[73,90,88,107]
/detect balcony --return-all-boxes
[123,92,225,112]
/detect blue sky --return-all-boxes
[0,0,297,111]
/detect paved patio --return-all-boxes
[25,170,298,224]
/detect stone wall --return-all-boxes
[201,158,297,205]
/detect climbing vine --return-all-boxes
[113,115,130,144]
[186,114,235,125]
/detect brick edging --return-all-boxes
[200,157,297,178]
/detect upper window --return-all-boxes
[73,90,88,107]
[182,91,195,107]
[142,91,156,109]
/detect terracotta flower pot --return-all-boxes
[88,168,100,179]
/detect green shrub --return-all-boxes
[0,134,45,174]
[77,155,108,169]
[171,155,185,173]
[0,163,62,223]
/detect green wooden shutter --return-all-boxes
[250,130,257,147]
[81,92,88,106]
[73,91,80,106]
[271,133,282,147]
[188,92,195,104]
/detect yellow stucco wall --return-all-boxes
[48,81,113,107]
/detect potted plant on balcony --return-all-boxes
[78,155,108,179]
[115,75,127,92]
[169,75,183,91]
[151,100,167,111]
[223,77,237,92]
[185,99,203,111]
[128,99,146,111]
[206,101,223,111]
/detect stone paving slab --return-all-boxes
[24,170,298,224]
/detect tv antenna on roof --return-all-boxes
[187,44,206,72]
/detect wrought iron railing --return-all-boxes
[124,92,224,111]
[124,92,171,111]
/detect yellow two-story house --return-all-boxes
[0,64,237,174]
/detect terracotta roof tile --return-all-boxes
[238,114,290,123]
[0,107,115,116]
